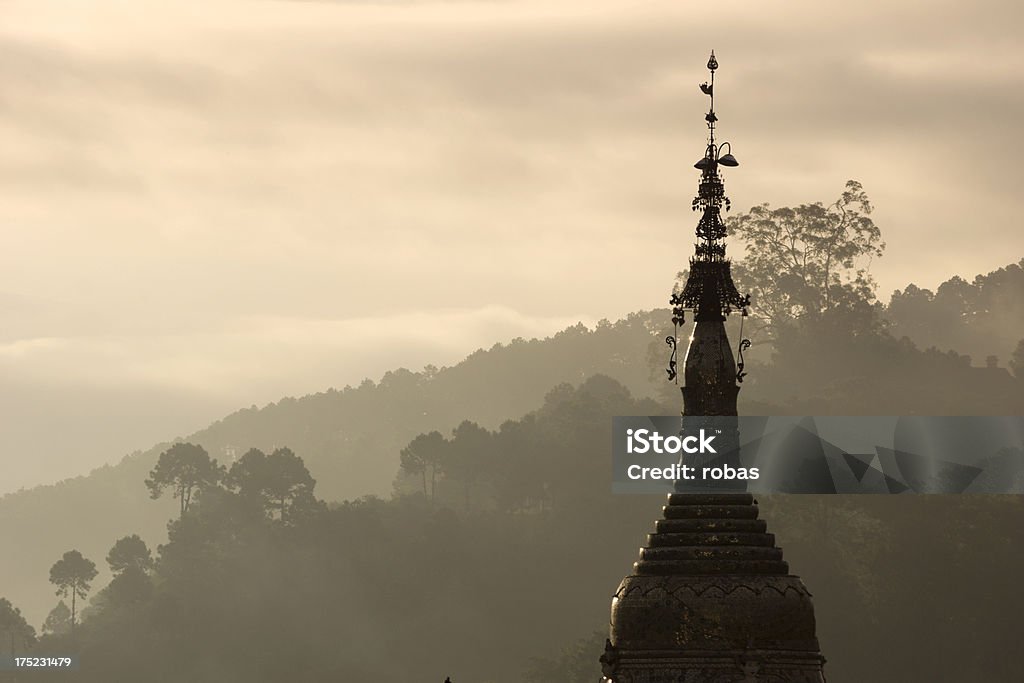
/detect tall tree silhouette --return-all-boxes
[227,447,317,523]
[103,535,155,606]
[443,421,493,510]
[146,442,224,517]
[723,180,884,339]
[399,431,447,499]
[48,550,98,631]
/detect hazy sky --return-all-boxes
[2,0,1022,494]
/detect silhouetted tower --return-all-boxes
[601,53,826,683]
[667,50,750,418]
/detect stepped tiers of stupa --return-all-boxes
[601,493,826,683]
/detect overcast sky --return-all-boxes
[1,0,1022,494]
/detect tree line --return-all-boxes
[11,442,321,648]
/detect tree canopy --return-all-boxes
[48,550,98,629]
[227,447,318,523]
[399,431,447,498]
[727,180,884,339]
[22,378,1024,683]
[106,535,153,575]
[1011,339,1024,378]
[42,601,71,636]
[887,259,1024,364]
[145,442,224,517]
[0,597,36,653]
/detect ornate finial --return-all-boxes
[703,52,717,145]
[667,52,751,391]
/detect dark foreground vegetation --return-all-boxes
[5,376,1021,682]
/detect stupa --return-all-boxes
[600,53,827,683]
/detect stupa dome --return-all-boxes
[603,493,825,682]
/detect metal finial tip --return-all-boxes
[707,51,718,71]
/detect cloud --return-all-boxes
[0,0,1022,490]
[0,305,591,492]
[0,306,592,392]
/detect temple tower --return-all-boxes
[671,50,749,419]
[601,53,827,683]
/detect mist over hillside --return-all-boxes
[886,258,1024,365]
[0,313,664,626]
[16,377,1024,683]
[2,258,1021,631]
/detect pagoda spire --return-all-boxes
[669,51,750,417]
[601,55,826,683]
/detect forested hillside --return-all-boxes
[17,377,1024,683]
[886,258,1024,366]
[0,314,664,627]
[4,253,1022,629]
